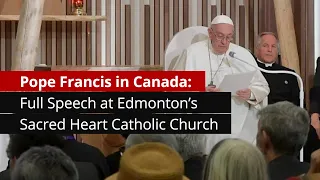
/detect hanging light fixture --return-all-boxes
[72,0,86,15]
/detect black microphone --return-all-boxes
[229,51,236,58]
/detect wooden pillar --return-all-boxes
[273,0,300,75]
[11,0,45,70]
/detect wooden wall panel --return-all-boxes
[86,0,92,66]
[183,0,189,28]
[125,4,131,66]
[173,0,179,35]
[5,22,12,70]
[298,0,315,110]
[95,0,101,66]
[154,0,160,65]
[144,5,150,65]
[247,0,256,51]
[221,0,226,15]
[164,0,169,49]
[239,5,246,47]
[258,0,277,33]
[202,0,208,26]
[115,0,121,66]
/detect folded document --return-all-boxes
[218,71,256,95]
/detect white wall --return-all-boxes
[315,0,320,71]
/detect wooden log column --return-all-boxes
[12,0,45,70]
[273,0,300,75]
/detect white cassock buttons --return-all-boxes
[284,80,288,84]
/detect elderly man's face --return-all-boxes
[208,24,234,55]
[256,34,278,63]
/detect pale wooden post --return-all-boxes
[12,0,45,70]
[273,0,300,75]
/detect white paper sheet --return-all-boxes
[218,71,256,95]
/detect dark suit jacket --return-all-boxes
[0,169,10,180]
[268,155,309,180]
[184,156,206,180]
[75,161,100,180]
[310,87,320,114]
[304,125,320,163]
[62,140,111,179]
[105,151,122,175]
[0,161,100,180]
[310,57,320,114]
[256,60,300,106]
[314,57,320,87]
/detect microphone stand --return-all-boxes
[230,52,305,162]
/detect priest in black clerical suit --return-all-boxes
[253,32,299,106]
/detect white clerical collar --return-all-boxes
[257,59,273,67]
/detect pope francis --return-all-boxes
[170,15,270,153]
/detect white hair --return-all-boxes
[256,32,281,55]
[203,139,268,180]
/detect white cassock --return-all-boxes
[0,134,9,171]
[170,40,270,154]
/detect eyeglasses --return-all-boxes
[211,30,234,42]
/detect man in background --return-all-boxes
[11,146,78,180]
[170,14,270,153]
[254,32,300,106]
[256,101,310,180]
[0,134,101,180]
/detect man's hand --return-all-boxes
[206,86,220,92]
[236,88,251,100]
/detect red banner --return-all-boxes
[0,71,205,92]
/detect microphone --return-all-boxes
[229,51,305,161]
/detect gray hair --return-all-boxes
[11,145,78,180]
[125,134,179,152]
[203,139,268,180]
[257,101,310,155]
[256,32,281,54]
[174,134,206,161]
